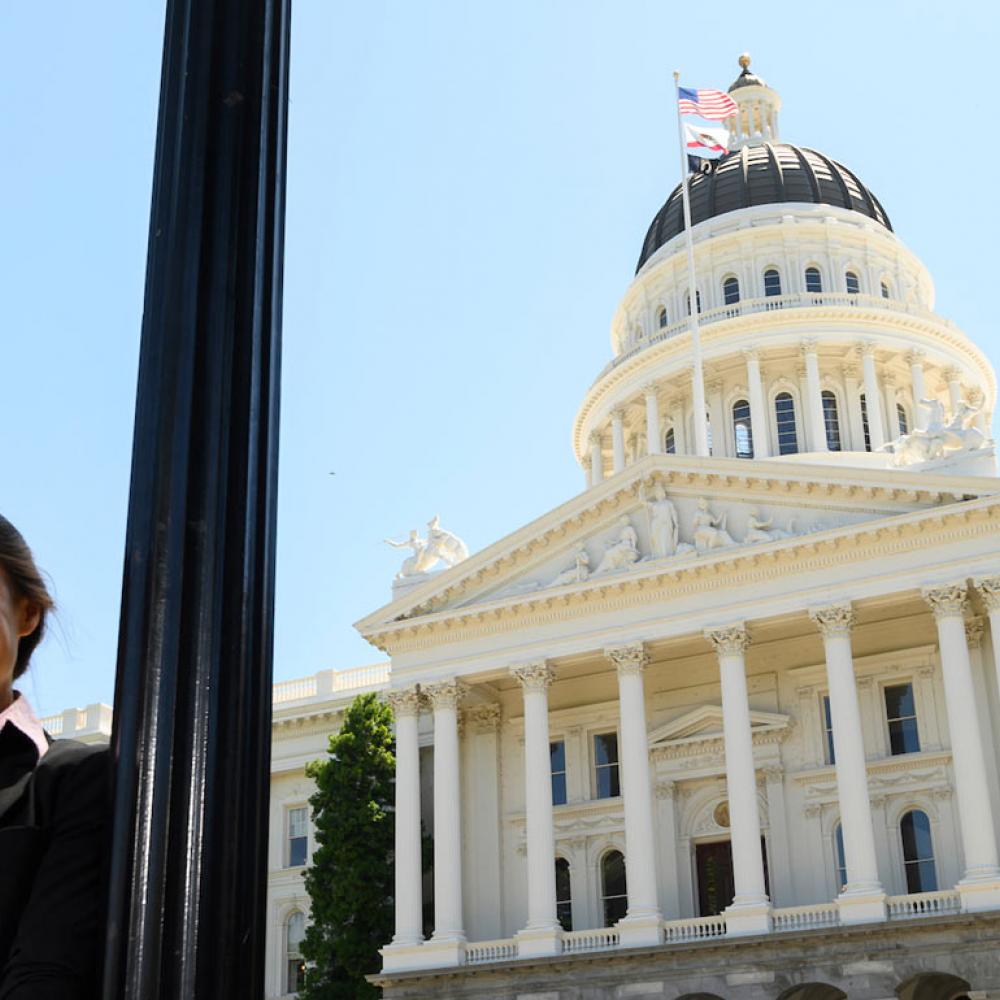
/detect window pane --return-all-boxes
[723,277,740,305]
[881,281,890,299]
[732,399,753,458]
[555,857,573,928]
[774,392,798,455]
[288,807,309,867]
[823,694,836,765]
[888,718,920,755]
[657,307,667,328]
[289,836,308,868]
[901,811,937,892]
[664,428,676,454]
[860,394,872,452]
[885,683,915,719]
[601,850,628,925]
[897,403,908,436]
[805,267,822,293]
[596,763,620,799]
[885,683,920,755]
[289,806,308,839]
[551,771,567,806]
[821,391,841,451]
[594,732,618,767]
[846,271,860,294]
[287,958,306,993]
[550,740,565,771]
[764,269,781,296]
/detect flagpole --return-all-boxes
[672,70,710,459]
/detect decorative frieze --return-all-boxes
[705,623,750,656]
[809,603,855,638]
[922,583,969,619]
[510,661,555,691]
[604,642,649,676]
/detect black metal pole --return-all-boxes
[101,1,290,997]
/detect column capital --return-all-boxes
[588,430,603,447]
[857,341,878,360]
[742,347,761,364]
[604,642,649,676]
[705,623,750,656]
[386,686,423,718]
[922,582,969,619]
[882,371,897,388]
[464,703,501,732]
[642,382,658,398]
[611,408,625,424]
[510,661,555,691]
[966,615,985,648]
[424,678,467,710]
[968,386,985,407]
[905,349,926,366]
[655,780,677,801]
[974,575,1000,612]
[809,603,855,638]
[942,365,961,383]
[841,363,859,380]
[800,337,819,356]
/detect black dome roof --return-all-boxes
[636,143,892,273]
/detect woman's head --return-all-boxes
[0,516,52,683]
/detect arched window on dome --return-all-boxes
[774,392,798,454]
[600,850,628,927]
[897,403,909,436]
[845,270,861,295]
[723,276,740,306]
[821,391,842,451]
[833,823,847,890]
[881,280,891,299]
[555,857,573,931]
[686,290,702,315]
[285,911,306,995]
[805,267,823,294]
[900,810,938,893]
[763,268,782,297]
[860,393,872,452]
[664,428,676,454]
[732,399,753,458]
[657,305,668,329]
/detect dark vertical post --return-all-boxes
[102,1,290,997]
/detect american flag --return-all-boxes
[677,87,737,121]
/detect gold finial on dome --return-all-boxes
[739,52,751,70]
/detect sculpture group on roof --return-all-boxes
[885,397,986,467]
[385,516,469,579]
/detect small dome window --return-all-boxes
[723,276,740,306]
[774,392,798,454]
[656,305,668,328]
[845,271,860,295]
[897,403,909,436]
[764,268,782,297]
[686,290,702,315]
[821,391,841,451]
[664,428,676,454]
[805,267,823,294]
[860,393,872,452]
[881,280,891,299]
[732,399,753,458]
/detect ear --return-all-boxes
[16,600,41,640]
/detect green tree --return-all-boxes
[300,692,395,1000]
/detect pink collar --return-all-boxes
[0,692,49,761]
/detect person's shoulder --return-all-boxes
[30,740,110,821]
[38,738,110,772]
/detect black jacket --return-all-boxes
[0,723,109,999]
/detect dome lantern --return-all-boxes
[725,53,781,149]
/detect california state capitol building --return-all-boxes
[56,57,1000,1000]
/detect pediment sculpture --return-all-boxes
[385,515,469,579]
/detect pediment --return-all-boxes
[648,705,790,749]
[355,453,999,635]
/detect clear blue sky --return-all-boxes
[2,1,998,716]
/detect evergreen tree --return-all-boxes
[300,692,395,999]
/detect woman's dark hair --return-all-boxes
[0,515,54,679]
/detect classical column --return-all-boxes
[424,679,466,961]
[385,689,425,955]
[906,350,927,426]
[606,644,663,945]
[975,576,1000,703]
[611,410,626,473]
[842,363,865,451]
[922,584,1000,910]
[589,431,604,486]
[707,380,725,457]
[705,625,771,934]
[943,366,963,415]
[883,372,902,441]
[802,340,829,453]
[668,397,687,455]
[644,385,662,456]
[809,606,886,922]
[859,343,886,450]
[511,662,562,956]
[743,349,770,458]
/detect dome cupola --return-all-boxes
[726,53,781,149]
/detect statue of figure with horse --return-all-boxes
[385,515,469,579]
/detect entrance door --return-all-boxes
[695,838,770,916]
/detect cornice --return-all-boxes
[360,493,1000,655]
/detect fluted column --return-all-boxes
[611,410,626,473]
[511,662,562,956]
[743,349,770,458]
[705,625,771,934]
[923,584,1000,910]
[860,343,886,450]
[424,680,466,958]
[385,688,425,955]
[809,606,886,923]
[644,385,662,456]
[802,340,829,452]
[606,644,663,946]
[943,367,963,415]
[906,350,927,425]
[588,432,603,487]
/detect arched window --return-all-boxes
[774,392,799,454]
[723,276,740,305]
[860,393,872,452]
[845,271,860,295]
[732,399,753,458]
[555,858,573,930]
[600,850,628,926]
[286,911,306,995]
[763,268,782,297]
[833,823,847,890]
[821,391,842,451]
[880,280,891,299]
[664,428,676,454]
[686,290,702,315]
[901,810,938,893]
[897,403,908,436]
[657,305,668,328]
[805,267,823,294]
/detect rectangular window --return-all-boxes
[550,740,567,806]
[288,806,309,867]
[287,958,305,994]
[822,694,836,765]
[884,683,920,755]
[593,732,620,799]
[555,857,573,931]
